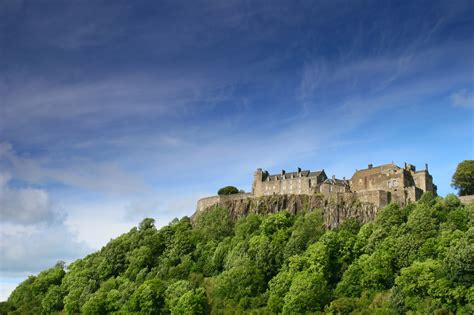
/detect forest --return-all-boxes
[1,192,472,314]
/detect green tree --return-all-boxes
[452,160,474,196]
[82,291,107,315]
[267,270,293,313]
[284,210,325,259]
[41,285,64,314]
[282,270,328,314]
[217,185,239,195]
[172,288,207,315]
[6,194,473,314]
[125,279,166,314]
[212,257,266,310]
[165,280,193,312]
[194,207,234,242]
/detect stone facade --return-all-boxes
[195,193,253,214]
[350,163,436,207]
[252,168,328,196]
[320,176,351,195]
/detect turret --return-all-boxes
[252,168,264,196]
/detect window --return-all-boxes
[387,179,398,188]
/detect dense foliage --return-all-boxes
[217,186,239,196]
[1,193,473,314]
[452,160,474,196]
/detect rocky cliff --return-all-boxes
[193,193,380,228]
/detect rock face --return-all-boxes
[193,193,380,229]
[459,195,474,205]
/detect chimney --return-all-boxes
[368,164,373,169]
[425,163,428,172]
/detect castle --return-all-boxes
[196,162,437,214]
[252,162,437,207]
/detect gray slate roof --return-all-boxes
[266,170,323,180]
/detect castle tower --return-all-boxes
[252,168,264,196]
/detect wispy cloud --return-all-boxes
[451,90,474,108]
[0,223,90,277]
[0,142,149,196]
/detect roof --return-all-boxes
[353,163,400,176]
[323,178,349,186]
[266,169,323,180]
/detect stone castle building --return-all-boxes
[252,162,437,207]
[252,168,328,196]
[194,162,440,227]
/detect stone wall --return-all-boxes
[195,193,253,214]
[196,196,221,214]
[355,190,388,208]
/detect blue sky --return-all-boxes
[0,0,473,300]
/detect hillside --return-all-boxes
[1,192,473,314]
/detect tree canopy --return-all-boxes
[1,193,473,314]
[452,160,474,196]
[217,186,239,195]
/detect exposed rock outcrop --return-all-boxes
[459,195,474,205]
[193,193,380,229]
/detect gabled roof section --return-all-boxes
[323,178,349,186]
[352,163,400,176]
[266,169,324,180]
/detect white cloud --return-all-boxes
[0,223,90,277]
[451,90,474,108]
[0,173,61,225]
[0,168,92,300]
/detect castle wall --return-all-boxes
[196,196,221,214]
[260,176,315,196]
[356,190,389,208]
[253,169,326,197]
[320,182,348,194]
[351,164,405,192]
[196,193,253,213]
[413,171,435,193]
